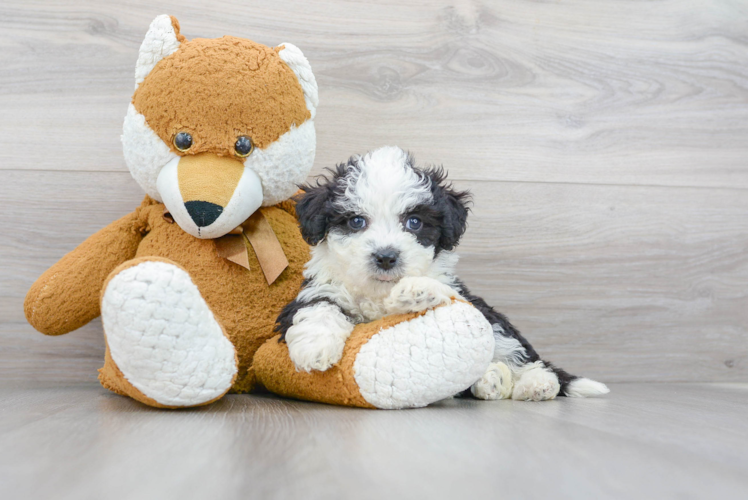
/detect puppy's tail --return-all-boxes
[564,377,610,397]
[546,361,610,398]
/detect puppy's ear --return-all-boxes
[426,167,471,251]
[295,183,332,245]
[295,162,354,245]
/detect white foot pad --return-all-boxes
[471,362,514,400]
[512,362,560,401]
[353,301,494,409]
[101,261,237,406]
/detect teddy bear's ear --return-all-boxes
[277,43,319,119]
[134,15,185,89]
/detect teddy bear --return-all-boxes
[23,15,495,409]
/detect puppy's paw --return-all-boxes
[384,277,459,315]
[471,362,514,400]
[512,362,560,401]
[287,329,345,372]
[285,303,354,373]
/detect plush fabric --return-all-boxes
[134,197,309,392]
[100,257,238,407]
[123,15,317,208]
[27,195,309,393]
[24,15,495,409]
[134,15,184,88]
[122,102,178,201]
[132,35,310,153]
[352,301,494,409]
[276,43,319,119]
[24,211,146,336]
[255,301,494,409]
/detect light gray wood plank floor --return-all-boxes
[1,382,747,500]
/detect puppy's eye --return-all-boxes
[235,136,254,157]
[173,132,193,152]
[405,216,422,231]
[348,216,367,230]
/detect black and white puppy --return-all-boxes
[276,146,609,401]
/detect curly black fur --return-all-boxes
[295,156,472,256]
[294,160,355,245]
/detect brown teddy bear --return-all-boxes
[24,15,495,409]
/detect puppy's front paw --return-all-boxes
[384,277,459,315]
[287,329,345,372]
[284,303,354,373]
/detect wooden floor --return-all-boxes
[0,382,746,500]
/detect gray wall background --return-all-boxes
[1,0,746,384]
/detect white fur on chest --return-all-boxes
[300,244,460,323]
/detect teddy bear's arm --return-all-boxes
[24,212,145,336]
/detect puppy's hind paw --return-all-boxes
[471,362,514,400]
[384,277,459,315]
[512,362,560,401]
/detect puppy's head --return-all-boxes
[296,146,470,287]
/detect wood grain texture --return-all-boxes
[1,0,747,384]
[1,383,748,500]
[459,181,748,382]
[0,0,747,187]
[2,170,746,383]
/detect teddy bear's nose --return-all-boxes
[185,200,223,227]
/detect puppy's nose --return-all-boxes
[374,249,400,270]
[185,200,223,227]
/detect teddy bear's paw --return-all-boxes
[353,301,495,409]
[101,260,237,407]
[383,277,459,315]
[471,362,514,400]
[511,361,561,401]
[285,302,354,372]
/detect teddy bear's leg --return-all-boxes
[254,300,494,409]
[98,257,238,408]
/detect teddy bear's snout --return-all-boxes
[156,153,264,239]
[184,200,223,227]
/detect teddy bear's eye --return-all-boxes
[235,136,253,158]
[173,132,193,152]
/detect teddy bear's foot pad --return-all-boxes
[353,301,495,409]
[101,260,237,407]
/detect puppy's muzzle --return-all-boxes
[373,248,400,270]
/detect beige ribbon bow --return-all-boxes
[214,211,289,285]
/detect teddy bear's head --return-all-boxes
[122,15,318,239]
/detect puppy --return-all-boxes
[275,146,609,401]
